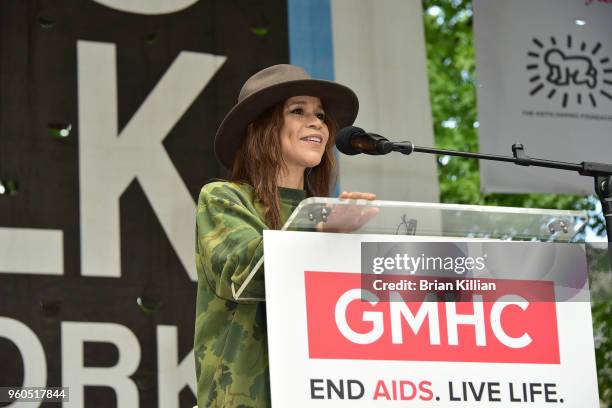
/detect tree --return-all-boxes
[422,0,611,405]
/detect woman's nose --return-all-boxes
[307,114,323,128]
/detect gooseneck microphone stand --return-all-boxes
[393,141,612,259]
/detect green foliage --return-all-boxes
[422,0,611,405]
[594,299,612,404]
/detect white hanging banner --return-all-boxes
[331,0,439,203]
[473,0,612,194]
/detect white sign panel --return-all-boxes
[474,0,612,194]
[263,231,599,407]
[331,0,439,202]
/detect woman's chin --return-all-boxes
[303,158,323,168]
[291,152,323,169]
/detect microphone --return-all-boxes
[336,126,394,155]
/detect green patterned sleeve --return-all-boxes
[196,183,268,303]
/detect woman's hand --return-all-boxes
[317,191,379,233]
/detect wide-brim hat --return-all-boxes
[214,64,359,170]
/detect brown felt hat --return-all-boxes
[214,64,359,170]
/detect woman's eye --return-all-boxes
[316,112,326,120]
[290,108,304,115]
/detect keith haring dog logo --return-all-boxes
[527,35,612,108]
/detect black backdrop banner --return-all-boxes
[0,1,289,407]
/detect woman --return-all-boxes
[194,64,375,407]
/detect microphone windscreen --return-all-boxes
[335,126,365,155]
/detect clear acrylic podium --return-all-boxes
[231,198,588,301]
[260,199,601,407]
[283,198,587,241]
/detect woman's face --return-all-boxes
[279,95,329,172]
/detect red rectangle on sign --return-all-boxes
[304,271,559,364]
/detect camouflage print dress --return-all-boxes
[194,181,305,407]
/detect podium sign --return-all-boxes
[263,231,599,407]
